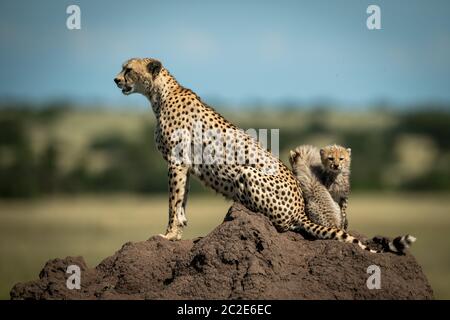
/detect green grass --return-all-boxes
[0,193,449,299]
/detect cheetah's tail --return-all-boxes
[292,221,417,254]
[291,221,382,253]
[387,234,416,254]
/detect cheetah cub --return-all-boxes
[289,144,349,230]
[289,144,416,254]
[319,144,351,230]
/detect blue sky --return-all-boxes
[1,0,450,108]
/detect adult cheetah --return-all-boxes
[114,57,379,252]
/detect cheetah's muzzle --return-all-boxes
[114,78,133,95]
[121,85,133,95]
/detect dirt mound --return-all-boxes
[10,203,433,299]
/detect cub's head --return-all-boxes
[320,144,351,173]
[114,58,162,95]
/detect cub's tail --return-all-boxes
[289,145,321,195]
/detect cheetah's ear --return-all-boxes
[320,149,325,156]
[346,148,351,156]
[147,60,162,77]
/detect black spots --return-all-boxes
[330,231,336,238]
[342,233,348,240]
[393,236,406,252]
[353,239,359,244]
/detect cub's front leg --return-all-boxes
[339,198,349,230]
[159,164,189,240]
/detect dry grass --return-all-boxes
[0,193,449,299]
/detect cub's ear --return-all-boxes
[346,148,351,156]
[147,60,162,77]
[320,149,325,157]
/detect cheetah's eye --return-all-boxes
[328,157,334,161]
[339,157,344,161]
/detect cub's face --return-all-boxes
[114,58,162,95]
[320,145,351,173]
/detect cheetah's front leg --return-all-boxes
[159,164,189,241]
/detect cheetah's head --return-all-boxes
[320,144,351,173]
[114,58,162,95]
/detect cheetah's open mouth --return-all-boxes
[121,85,133,95]
[115,81,133,95]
